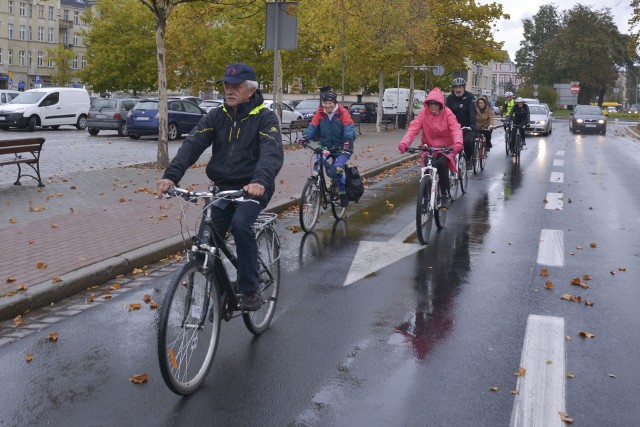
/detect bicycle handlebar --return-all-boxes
[164,186,258,203]
[298,140,343,155]
[406,146,453,155]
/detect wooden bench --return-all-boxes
[282,118,311,144]
[0,138,46,187]
[382,114,396,131]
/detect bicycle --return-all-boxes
[502,119,512,156]
[298,142,347,232]
[458,127,471,193]
[508,123,526,165]
[406,146,454,244]
[472,129,489,174]
[157,185,281,395]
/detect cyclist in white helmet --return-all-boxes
[501,92,515,117]
[445,77,476,170]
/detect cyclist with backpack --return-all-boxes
[398,87,463,208]
[445,77,476,171]
[298,91,357,207]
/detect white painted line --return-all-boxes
[545,192,563,211]
[549,172,564,183]
[536,229,565,267]
[556,150,565,156]
[510,315,566,427]
[552,159,564,166]
[343,240,422,286]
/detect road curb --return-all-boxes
[0,155,417,321]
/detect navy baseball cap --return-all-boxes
[220,63,257,84]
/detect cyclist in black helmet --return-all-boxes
[445,77,476,170]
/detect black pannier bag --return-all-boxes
[345,165,364,202]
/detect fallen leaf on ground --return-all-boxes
[609,270,615,275]
[582,274,591,281]
[576,245,583,250]
[362,211,369,217]
[102,293,112,300]
[590,242,597,248]
[9,218,16,224]
[129,373,149,384]
[47,332,59,342]
[618,267,626,271]
[585,301,593,306]
[50,224,58,229]
[52,276,62,283]
[608,374,616,378]
[540,268,549,277]
[6,277,16,283]
[545,281,554,289]
[118,198,127,202]
[13,316,23,326]
[289,225,301,233]
[489,386,499,391]
[132,268,144,275]
[143,295,151,303]
[36,262,47,269]
[561,294,582,302]
[571,277,588,289]
[560,412,574,423]
[110,283,122,290]
[87,295,95,303]
[128,303,142,311]
[17,284,28,291]
[579,331,595,339]
[26,353,34,362]
[511,390,520,395]
[149,301,158,310]
[567,372,575,378]
[515,367,526,377]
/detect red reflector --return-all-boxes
[87,112,91,118]
[114,113,121,120]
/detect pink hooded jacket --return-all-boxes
[399,87,463,172]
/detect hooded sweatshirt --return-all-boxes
[399,87,463,172]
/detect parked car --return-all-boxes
[87,97,138,137]
[569,105,606,135]
[348,102,378,123]
[173,96,203,106]
[295,98,321,119]
[526,104,553,136]
[521,98,539,105]
[602,106,617,116]
[628,104,638,114]
[0,90,20,105]
[263,100,303,125]
[199,100,223,113]
[126,98,205,140]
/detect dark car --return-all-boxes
[126,98,205,140]
[348,102,378,123]
[295,98,321,120]
[569,105,606,135]
[87,97,138,137]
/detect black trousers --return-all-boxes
[479,129,493,148]
[432,155,450,195]
[463,129,475,161]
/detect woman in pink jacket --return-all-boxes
[398,87,463,208]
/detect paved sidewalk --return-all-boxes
[0,124,410,320]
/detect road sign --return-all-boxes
[534,91,539,97]
[8,78,13,88]
[570,83,580,94]
[35,75,41,84]
[432,65,445,76]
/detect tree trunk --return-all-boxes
[155,16,169,168]
[376,68,384,133]
[408,56,415,123]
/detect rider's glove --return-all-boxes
[298,136,308,145]
[343,140,351,151]
[322,149,331,157]
[398,142,409,154]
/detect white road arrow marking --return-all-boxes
[343,222,424,286]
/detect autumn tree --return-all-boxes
[515,4,561,82]
[46,46,75,86]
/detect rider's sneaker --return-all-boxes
[466,162,473,171]
[522,141,526,146]
[240,291,263,311]
[440,195,451,209]
[340,192,349,207]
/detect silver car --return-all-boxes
[527,104,553,136]
[87,97,138,136]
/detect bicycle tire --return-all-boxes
[472,141,480,175]
[434,191,447,229]
[449,166,459,201]
[479,141,487,171]
[330,183,347,220]
[299,177,321,232]
[505,129,510,156]
[514,133,522,164]
[459,156,468,194]
[243,227,280,334]
[158,261,221,395]
[416,175,434,245]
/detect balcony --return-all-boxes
[59,20,74,30]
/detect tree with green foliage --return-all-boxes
[515,4,561,82]
[47,46,75,87]
[80,0,158,94]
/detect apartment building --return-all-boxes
[0,0,90,90]
[492,51,522,100]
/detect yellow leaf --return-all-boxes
[585,301,594,307]
[567,372,575,378]
[87,295,95,303]
[47,332,59,342]
[115,274,125,278]
[582,274,591,281]
[511,390,520,395]
[26,353,34,362]
[579,331,595,339]
[128,303,142,311]
[362,211,369,217]
[289,225,301,233]
[102,293,112,300]
[132,268,144,275]
[540,268,549,277]
[6,277,16,283]
[515,367,526,377]
[52,276,62,283]
[110,283,122,290]
[560,412,574,423]
[576,245,583,250]
[119,198,127,202]
[618,267,626,272]
[143,294,151,303]
[9,218,17,224]
[17,284,28,291]
[50,224,58,229]
[13,316,23,326]
[129,373,149,384]
[570,277,588,289]
[37,262,47,269]
[545,281,554,289]
[589,242,597,248]
[149,301,158,310]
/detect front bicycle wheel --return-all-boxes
[514,133,522,164]
[472,142,480,175]
[158,261,221,395]
[479,141,487,170]
[299,177,321,232]
[434,191,447,229]
[330,183,346,220]
[243,227,280,334]
[505,131,510,156]
[459,156,468,194]
[416,175,434,245]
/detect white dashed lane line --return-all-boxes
[545,192,564,210]
[556,150,565,156]
[550,172,564,183]
[552,159,564,166]
[536,229,565,267]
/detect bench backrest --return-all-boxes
[0,138,45,156]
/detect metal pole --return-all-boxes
[396,69,400,128]
[272,1,279,105]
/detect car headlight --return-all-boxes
[598,119,605,124]
[538,120,546,125]
[576,119,584,123]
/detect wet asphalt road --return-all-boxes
[1,121,639,426]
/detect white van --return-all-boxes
[0,87,90,131]
[0,90,20,104]
[383,88,426,115]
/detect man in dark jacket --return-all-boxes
[445,77,476,170]
[505,97,531,151]
[156,63,284,311]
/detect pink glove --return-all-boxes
[322,150,330,157]
[398,142,408,154]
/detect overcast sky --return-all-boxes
[481,0,633,61]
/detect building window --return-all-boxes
[9,1,14,15]
[8,49,13,65]
[63,31,68,45]
[19,2,25,16]
[73,34,79,46]
[0,48,3,65]
[63,9,69,21]
[82,56,86,69]
[38,5,44,19]
[48,28,54,43]
[28,26,32,41]
[28,50,31,66]
[38,26,44,42]
[19,25,25,40]
[72,56,78,69]
[74,11,79,24]
[29,3,32,18]
[8,24,13,39]
[48,6,54,20]
[37,51,43,67]
[18,51,24,66]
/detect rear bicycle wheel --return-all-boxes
[330,182,346,220]
[459,156,468,194]
[472,141,480,175]
[434,191,447,229]
[479,141,487,170]
[299,177,321,232]
[505,130,510,156]
[449,167,459,201]
[243,228,280,334]
[158,261,221,395]
[415,175,434,245]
